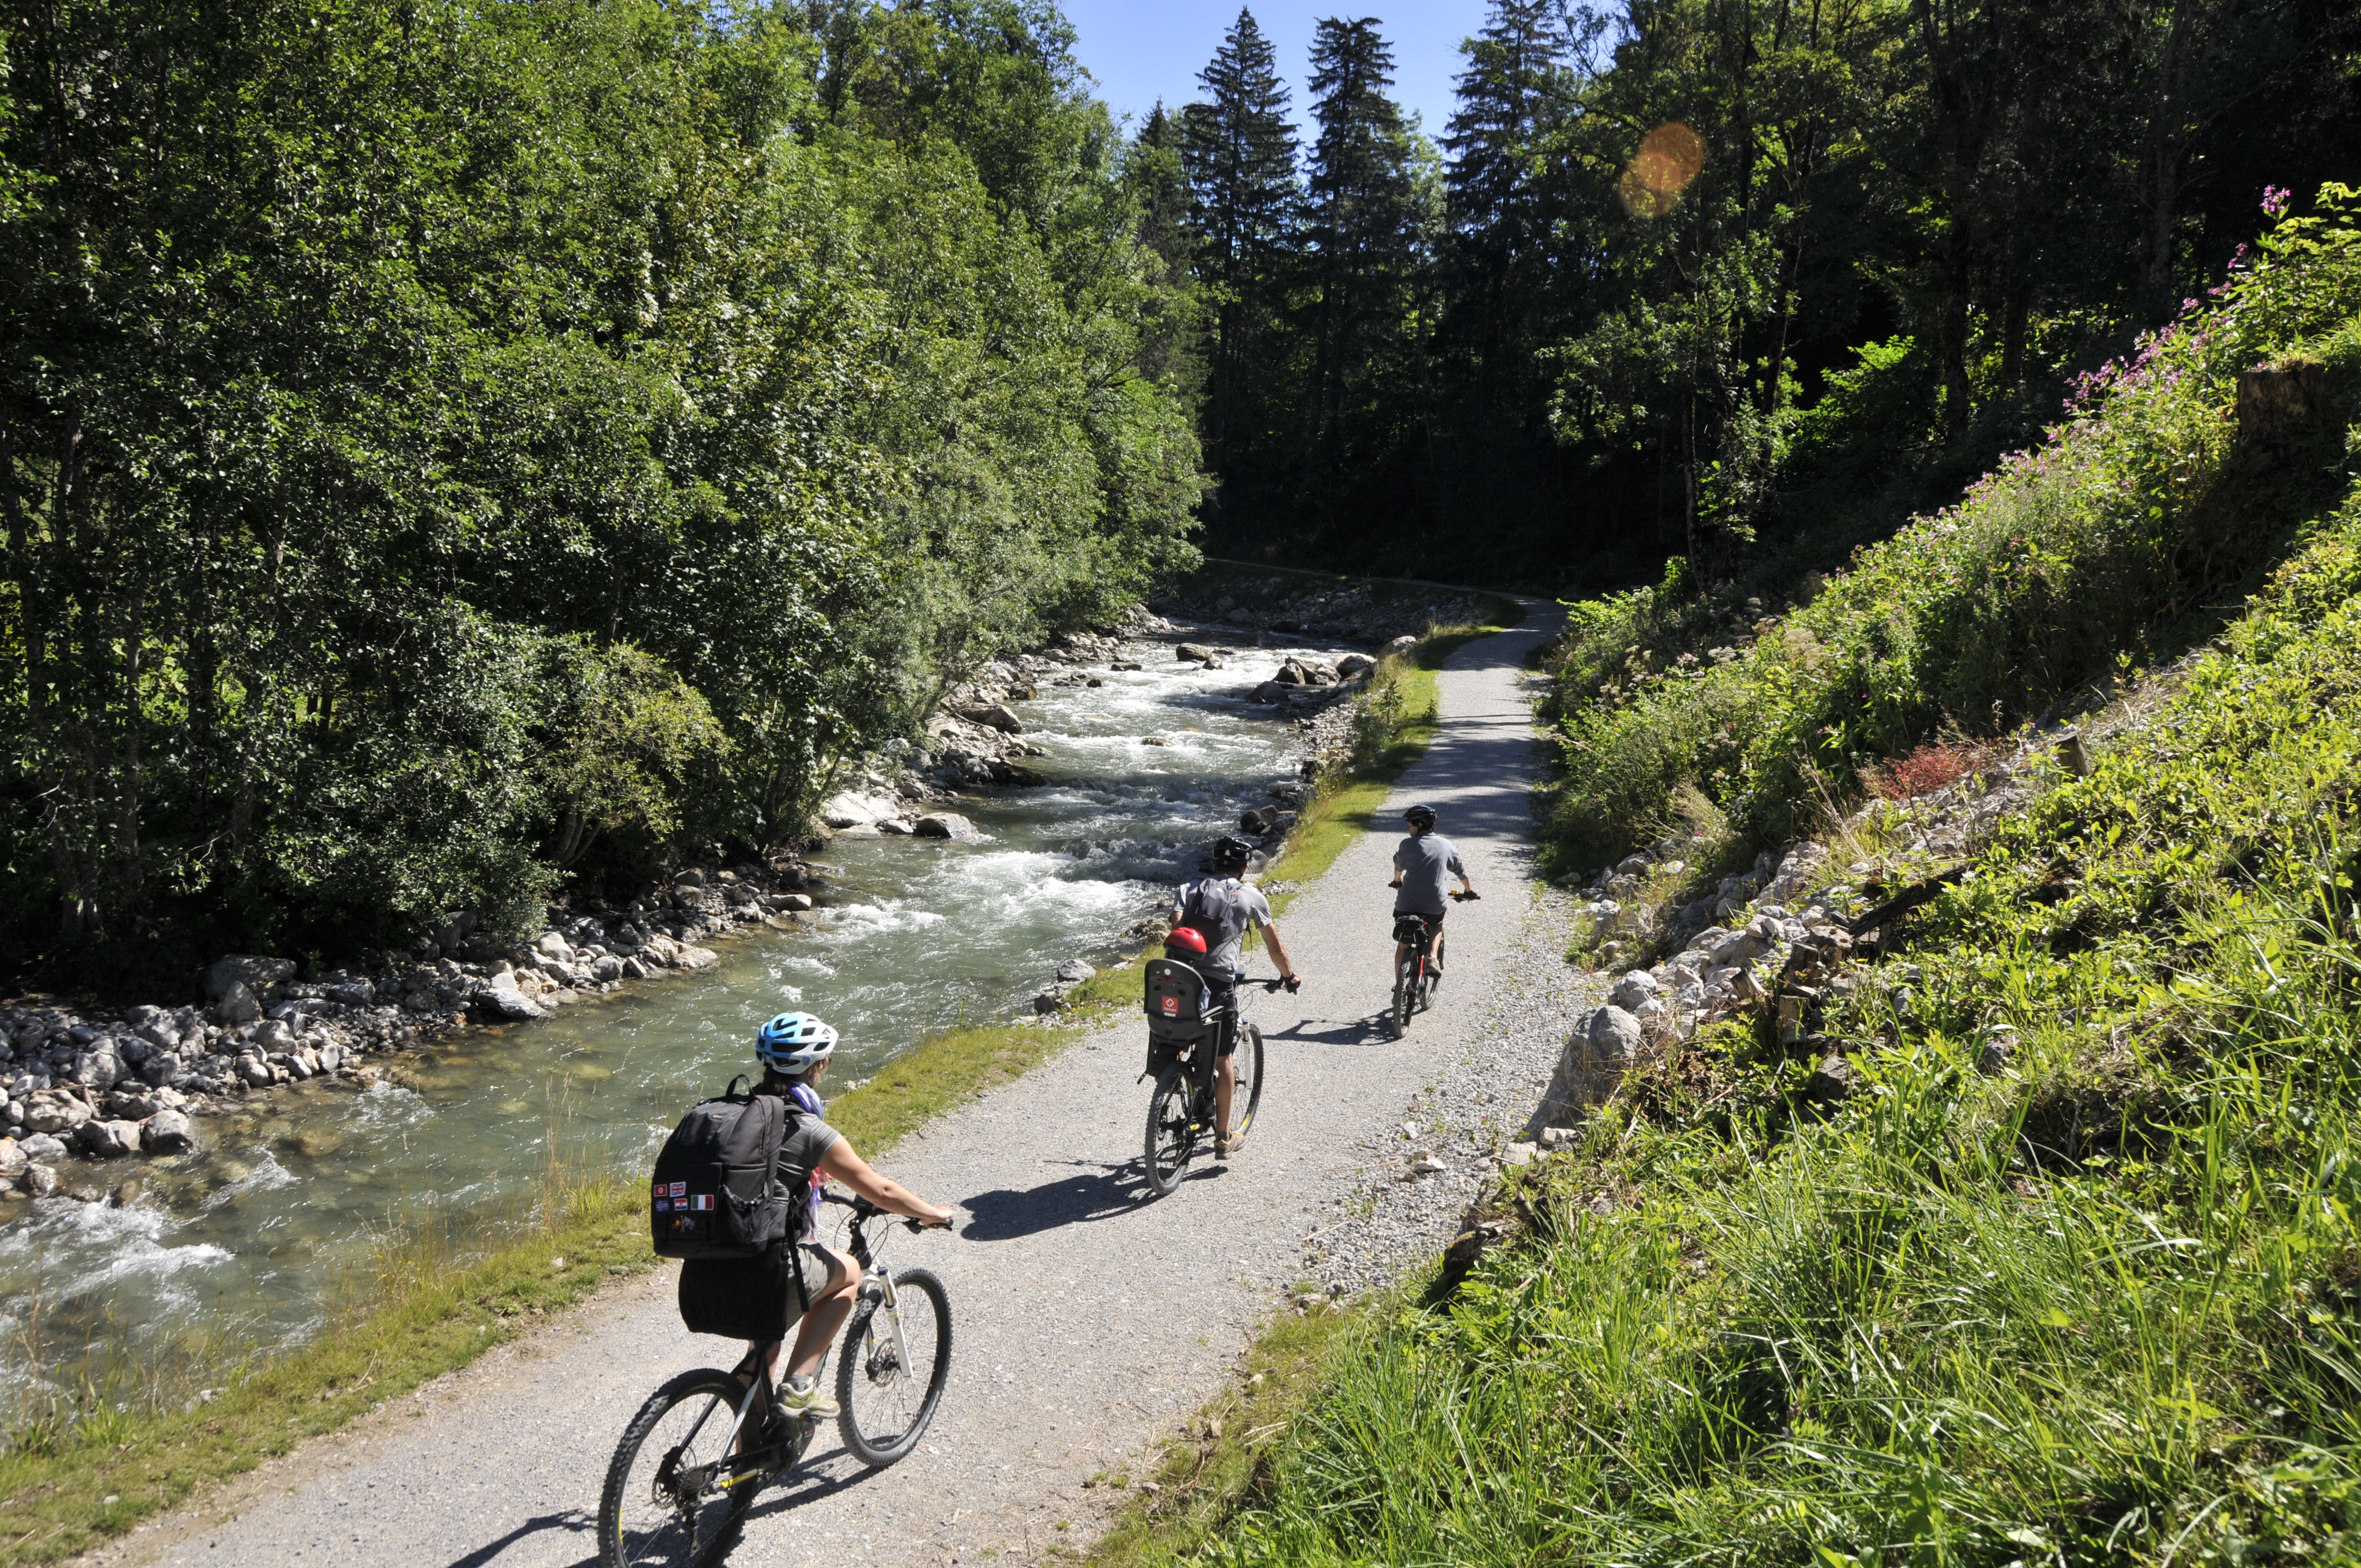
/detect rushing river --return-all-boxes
[0,634,1328,1404]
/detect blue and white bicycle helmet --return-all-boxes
[756,1011,837,1075]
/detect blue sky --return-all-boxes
[1059,2,1495,144]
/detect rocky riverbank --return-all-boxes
[1,597,1410,1203]
[0,856,823,1200]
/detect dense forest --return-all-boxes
[0,0,1203,983]
[1170,0,2361,587]
[6,0,2359,984]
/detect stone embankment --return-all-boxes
[1508,729,2064,1150]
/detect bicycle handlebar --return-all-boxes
[822,1188,955,1233]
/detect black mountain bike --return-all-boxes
[1141,973,1296,1197]
[596,1193,954,1568]
[1389,890,1477,1038]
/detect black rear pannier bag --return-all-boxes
[650,1076,790,1260]
[679,1244,809,1340]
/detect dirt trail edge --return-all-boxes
[99,605,1565,1568]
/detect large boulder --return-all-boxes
[206,955,295,1004]
[142,1109,202,1155]
[676,946,721,971]
[0,1141,26,1179]
[914,813,981,841]
[1335,653,1376,679]
[1521,1006,1644,1139]
[1176,643,1215,662]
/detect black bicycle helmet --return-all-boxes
[1404,804,1439,830]
[1210,835,1253,873]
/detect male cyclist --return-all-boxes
[726,1012,954,1432]
[1389,804,1476,983]
[1172,835,1302,1158]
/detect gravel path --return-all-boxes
[95,607,1581,1568]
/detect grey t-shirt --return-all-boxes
[767,1099,841,1234]
[1172,876,1274,975]
[1392,832,1467,914]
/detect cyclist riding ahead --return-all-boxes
[1390,805,1477,983]
[1171,836,1303,1158]
[705,1013,954,1435]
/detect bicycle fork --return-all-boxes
[858,1262,915,1386]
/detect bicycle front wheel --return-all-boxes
[1144,1058,1198,1196]
[1231,1024,1265,1139]
[836,1266,953,1467]
[597,1369,759,1568]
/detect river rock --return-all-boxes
[23,1163,58,1197]
[914,813,980,841]
[1336,653,1376,679]
[70,1045,124,1090]
[241,1057,274,1086]
[80,1118,143,1158]
[17,1133,67,1163]
[1055,958,1097,984]
[677,946,720,971]
[534,932,574,961]
[23,1093,91,1135]
[619,956,650,981]
[207,954,295,1003]
[1176,643,1215,662]
[955,703,1025,734]
[818,792,895,829]
[479,973,547,1021]
[0,1141,24,1179]
[772,894,813,913]
[214,981,263,1026]
[1384,635,1417,656]
[253,1019,296,1052]
[142,1109,200,1155]
[106,1086,164,1120]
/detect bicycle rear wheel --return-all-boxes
[1231,1023,1265,1139]
[1390,959,1416,1037]
[836,1266,953,1467]
[597,1369,760,1568]
[1144,1058,1198,1195]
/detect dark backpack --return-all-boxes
[1178,878,1252,965]
[649,1077,809,1260]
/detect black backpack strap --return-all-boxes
[723,1073,752,1101]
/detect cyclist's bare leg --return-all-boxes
[1214,1052,1234,1138]
[781,1248,860,1382]
[1433,925,1446,973]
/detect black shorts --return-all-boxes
[1394,909,1445,937]
[1201,970,1241,1056]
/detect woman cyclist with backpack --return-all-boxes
[683,1012,955,1436]
[1171,836,1304,1158]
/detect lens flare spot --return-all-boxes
[1619,123,1706,217]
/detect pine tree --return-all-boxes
[1444,0,1576,268]
[1301,17,1422,470]
[1180,8,1298,470]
